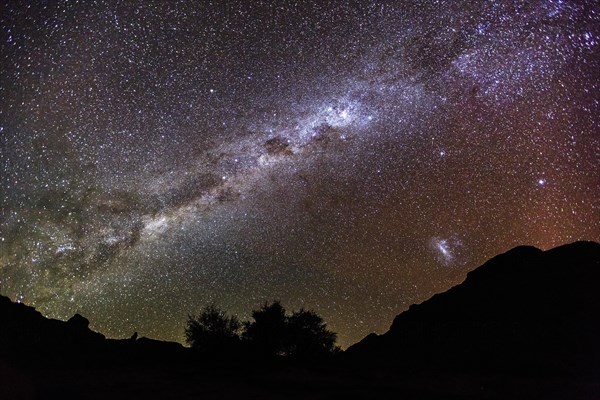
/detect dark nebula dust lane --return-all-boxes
[1,1,599,348]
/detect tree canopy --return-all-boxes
[243,301,287,356]
[185,301,338,359]
[185,304,241,353]
[285,309,337,359]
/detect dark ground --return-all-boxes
[2,362,599,400]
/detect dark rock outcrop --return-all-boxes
[68,313,91,329]
[0,295,186,367]
[0,296,105,366]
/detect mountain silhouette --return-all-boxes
[345,241,600,377]
[0,295,103,364]
[1,241,598,399]
[0,292,186,369]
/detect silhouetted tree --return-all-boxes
[242,301,338,359]
[185,304,240,353]
[243,301,287,357]
[285,309,337,359]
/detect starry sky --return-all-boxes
[1,0,599,348]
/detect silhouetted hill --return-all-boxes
[0,295,102,364]
[0,294,186,368]
[345,241,600,377]
[1,242,599,399]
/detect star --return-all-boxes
[0,0,597,350]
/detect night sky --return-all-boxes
[1,0,599,348]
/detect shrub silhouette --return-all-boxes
[185,304,241,353]
[242,301,338,359]
[186,301,338,359]
[285,309,337,359]
[243,301,287,357]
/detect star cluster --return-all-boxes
[1,0,599,347]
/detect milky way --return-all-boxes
[1,1,599,347]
